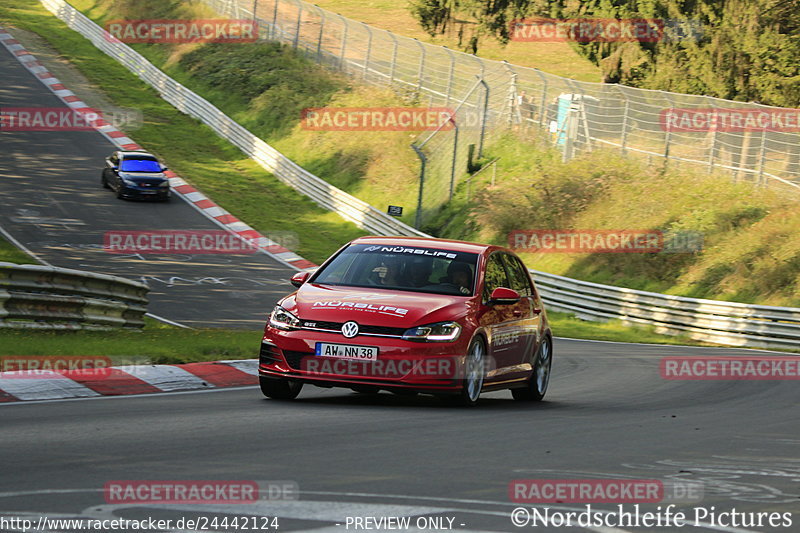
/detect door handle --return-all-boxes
[513,309,522,317]
[532,308,542,315]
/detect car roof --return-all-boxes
[349,236,498,255]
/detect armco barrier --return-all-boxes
[0,263,148,329]
[535,271,800,351]
[38,0,800,350]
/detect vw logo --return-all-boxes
[341,321,359,338]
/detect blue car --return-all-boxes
[102,151,171,201]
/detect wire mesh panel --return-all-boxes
[205,0,800,194]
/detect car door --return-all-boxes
[501,253,542,371]
[478,252,528,383]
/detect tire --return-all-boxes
[512,336,552,402]
[101,172,111,189]
[457,336,486,407]
[259,376,303,400]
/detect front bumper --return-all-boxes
[259,327,471,393]
[120,185,171,200]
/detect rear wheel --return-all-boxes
[512,337,552,402]
[260,376,303,400]
[457,336,486,407]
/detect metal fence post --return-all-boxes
[534,69,548,128]
[292,0,302,49]
[338,14,349,71]
[662,91,673,164]
[361,23,372,80]
[271,0,279,40]
[411,144,427,229]
[477,77,489,158]
[757,126,767,186]
[449,118,459,200]
[315,7,325,62]
[415,39,426,94]
[444,47,455,107]
[388,31,398,86]
[706,98,718,174]
[618,85,630,155]
[503,61,517,127]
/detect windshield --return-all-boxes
[312,243,479,296]
[120,159,162,173]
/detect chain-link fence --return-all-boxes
[203,0,800,210]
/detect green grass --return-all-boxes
[0,318,261,363]
[0,0,366,265]
[547,311,703,346]
[0,234,36,264]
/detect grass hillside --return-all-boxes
[309,0,602,82]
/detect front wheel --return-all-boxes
[101,172,111,189]
[260,376,303,400]
[457,336,486,407]
[512,337,552,402]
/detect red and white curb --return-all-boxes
[0,360,259,402]
[0,26,317,272]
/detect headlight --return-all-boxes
[269,305,300,330]
[121,178,137,186]
[158,181,169,188]
[403,321,461,342]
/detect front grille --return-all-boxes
[300,320,406,337]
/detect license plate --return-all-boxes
[315,343,379,361]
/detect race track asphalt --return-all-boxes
[0,43,296,329]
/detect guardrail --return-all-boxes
[534,271,800,351]
[0,263,149,329]
[39,0,800,351]
[40,0,425,239]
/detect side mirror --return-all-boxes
[161,166,168,171]
[290,271,310,288]
[488,287,520,305]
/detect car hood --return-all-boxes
[119,172,167,182]
[283,284,473,328]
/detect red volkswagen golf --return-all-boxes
[259,237,552,406]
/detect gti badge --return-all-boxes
[341,321,359,338]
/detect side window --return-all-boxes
[482,254,511,301]
[501,254,533,297]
